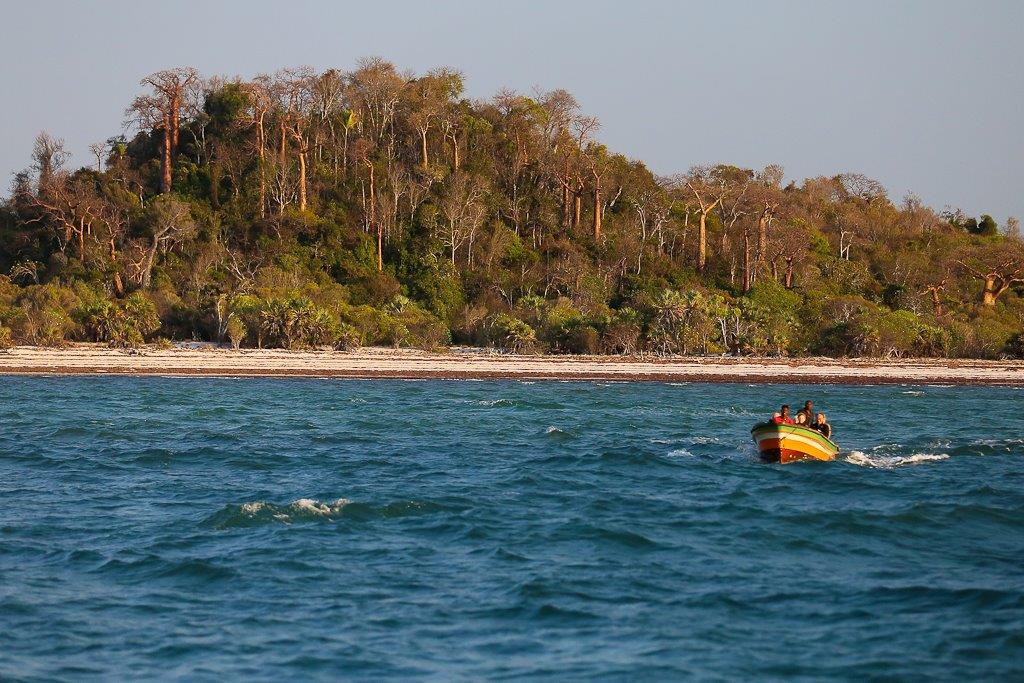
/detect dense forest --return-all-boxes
[1,61,1022,357]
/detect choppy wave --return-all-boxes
[202,497,445,528]
[469,398,517,407]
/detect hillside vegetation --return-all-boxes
[1,61,1022,357]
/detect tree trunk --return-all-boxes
[77,217,86,262]
[366,161,380,272]
[109,238,125,297]
[929,287,943,316]
[277,121,288,215]
[279,121,287,168]
[297,145,307,212]
[756,211,769,279]
[342,127,350,177]
[420,129,429,169]
[784,258,794,288]
[742,229,752,293]
[593,186,602,240]
[573,191,582,229]
[141,236,159,288]
[982,275,1000,306]
[210,160,220,208]
[257,112,266,218]
[160,115,173,193]
[561,183,570,229]
[170,92,181,152]
[377,223,384,273]
[698,212,708,271]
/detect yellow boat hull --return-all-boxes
[751,423,839,464]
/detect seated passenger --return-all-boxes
[796,400,815,424]
[812,413,832,439]
[771,405,795,425]
[795,412,808,426]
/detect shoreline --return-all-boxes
[1,346,1022,386]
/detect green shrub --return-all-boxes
[333,323,361,351]
[86,293,161,348]
[226,316,247,350]
[646,289,725,355]
[815,297,946,357]
[395,306,450,349]
[600,308,642,355]
[487,313,537,353]
[256,297,340,349]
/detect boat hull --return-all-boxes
[751,423,839,463]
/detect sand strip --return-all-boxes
[0,346,1022,386]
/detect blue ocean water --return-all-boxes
[1,377,1022,680]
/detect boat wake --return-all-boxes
[844,450,949,469]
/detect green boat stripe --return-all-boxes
[751,423,838,450]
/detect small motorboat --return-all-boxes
[751,422,839,463]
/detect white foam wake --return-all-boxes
[845,451,949,469]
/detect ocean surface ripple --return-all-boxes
[1,378,1022,680]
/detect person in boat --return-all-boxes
[771,405,795,425]
[796,400,815,424]
[795,412,809,426]
[811,413,832,439]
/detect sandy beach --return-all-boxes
[0,345,1021,385]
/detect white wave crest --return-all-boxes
[292,498,352,515]
[472,398,514,407]
[845,451,949,469]
[235,498,353,524]
[667,448,694,458]
[240,501,266,515]
[970,438,1024,448]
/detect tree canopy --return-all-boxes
[1,61,1021,358]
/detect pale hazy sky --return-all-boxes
[2,0,1021,222]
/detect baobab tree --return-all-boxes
[278,68,315,212]
[128,68,200,193]
[751,165,784,283]
[770,218,812,288]
[31,132,68,193]
[583,142,612,241]
[352,138,382,271]
[241,75,276,217]
[682,166,729,271]
[493,90,543,236]
[957,239,1024,306]
[406,69,463,170]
